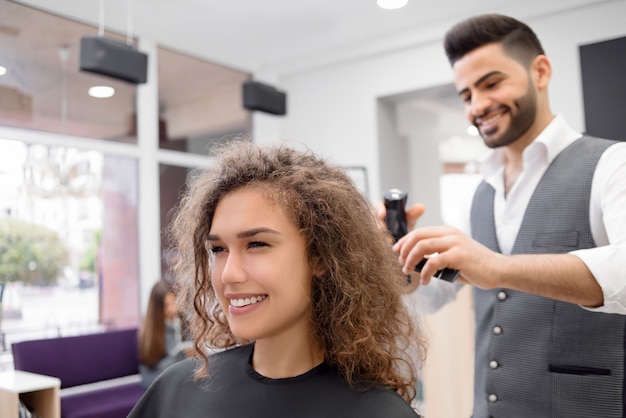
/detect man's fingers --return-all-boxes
[406,203,425,230]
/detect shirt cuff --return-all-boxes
[571,245,626,314]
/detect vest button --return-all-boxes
[488,394,498,403]
[497,291,507,300]
[493,326,502,335]
[489,360,499,369]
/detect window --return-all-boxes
[157,46,252,155]
[0,2,252,372]
[0,2,137,142]
[0,139,115,350]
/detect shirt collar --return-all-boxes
[478,114,582,179]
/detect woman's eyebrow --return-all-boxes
[207,227,280,241]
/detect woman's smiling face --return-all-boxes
[207,187,314,343]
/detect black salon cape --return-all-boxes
[128,343,421,418]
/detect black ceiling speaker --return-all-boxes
[79,36,148,84]
[242,80,287,115]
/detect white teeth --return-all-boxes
[230,295,266,307]
[480,114,502,125]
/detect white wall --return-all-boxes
[279,40,451,205]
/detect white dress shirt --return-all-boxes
[411,115,626,314]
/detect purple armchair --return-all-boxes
[12,328,144,418]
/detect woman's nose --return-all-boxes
[220,252,246,284]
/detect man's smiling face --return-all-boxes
[453,42,538,149]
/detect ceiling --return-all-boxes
[0,0,252,141]
[13,0,609,74]
[0,0,611,148]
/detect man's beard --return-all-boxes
[477,82,537,148]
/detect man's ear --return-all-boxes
[531,54,552,90]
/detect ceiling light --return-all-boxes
[377,0,408,9]
[466,125,479,136]
[0,65,7,76]
[88,85,115,98]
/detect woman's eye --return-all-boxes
[210,246,225,254]
[248,241,268,249]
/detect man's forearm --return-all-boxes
[497,253,603,307]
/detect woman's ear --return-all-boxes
[532,54,552,90]
[310,259,327,280]
[312,268,327,280]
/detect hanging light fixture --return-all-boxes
[377,0,408,9]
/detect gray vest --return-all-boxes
[470,136,623,418]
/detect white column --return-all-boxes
[136,37,160,314]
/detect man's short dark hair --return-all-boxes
[444,14,545,66]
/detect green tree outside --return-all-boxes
[0,218,69,286]
[80,228,101,274]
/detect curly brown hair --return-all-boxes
[168,139,426,402]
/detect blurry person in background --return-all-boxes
[137,279,188,390]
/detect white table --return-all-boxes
[0,370,60,418]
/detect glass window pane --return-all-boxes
[158,47,252,154]
[159,163,192,280]
[100,155,140,328]
[0,2,137,142]
[0,138,139,363]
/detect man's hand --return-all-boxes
[405,203,426,231]
[376,202,426,231]
[392,225,605,307]
[393,225,502,287]
[375,201,427,290]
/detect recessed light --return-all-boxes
[377,0,408,9]
[88,86,115,98]
[0,65,7,76]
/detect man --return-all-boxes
[393,14,626,417]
